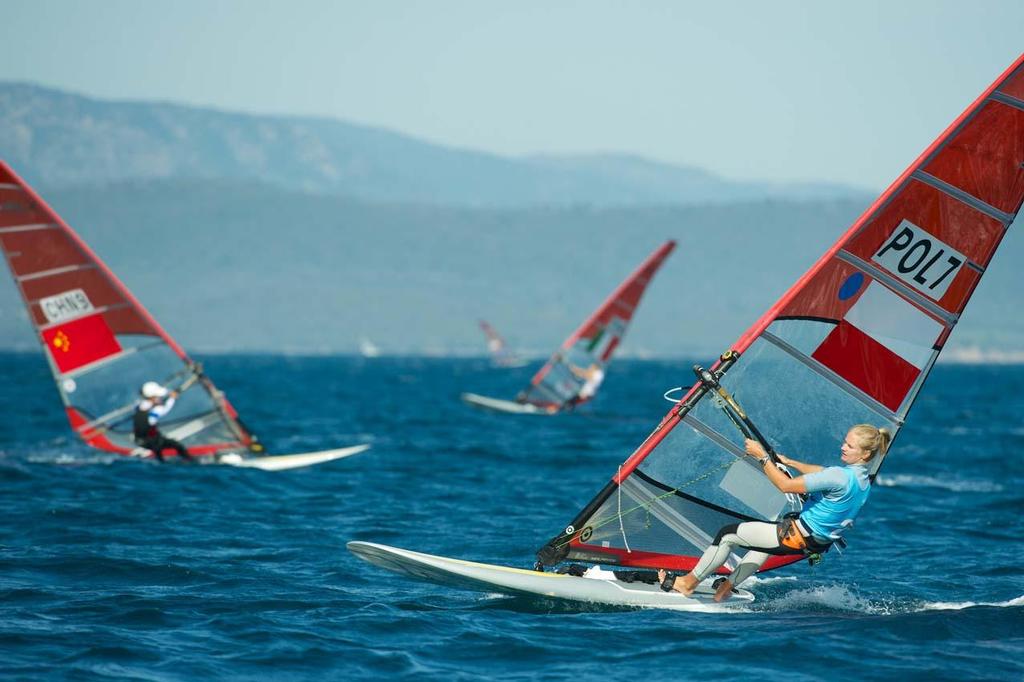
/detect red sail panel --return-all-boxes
[778,260,870,322]
[1003,67,1024,100]
[0,227,89,277]
[0,186,49,228]
[810,322,920,411]
[922,101,1024,215]
[42,312,122,374]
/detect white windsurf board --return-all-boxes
[347,541,753,609]
[219,444,370,471]
[460,392,553,415]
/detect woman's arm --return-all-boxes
[777,453,824,475]
[744,439,808,494]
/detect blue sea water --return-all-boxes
[1,352,1021,681]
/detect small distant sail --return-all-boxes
[0,161,259,457]
[478,320,526,368]
[516,240,676,411]
[359,338,380,358]
[536,54,1024,573]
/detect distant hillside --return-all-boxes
[0,82,867,207]
[0,181,1020,356]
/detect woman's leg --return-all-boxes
[691,521,780,581]
[659,521,782,597]
[729,551,771,588]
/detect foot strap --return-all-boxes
[660,573,677,592]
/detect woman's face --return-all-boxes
[840,430,870,464]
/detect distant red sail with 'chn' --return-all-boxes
[0,160,258,458]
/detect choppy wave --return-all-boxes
[2,355,1021,679]
[758,584,1024,616]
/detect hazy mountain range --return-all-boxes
[0,83,1020,359]
[0,82,866,207]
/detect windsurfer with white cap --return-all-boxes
[133,381,193,462]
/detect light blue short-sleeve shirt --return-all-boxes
[799,464,871,541]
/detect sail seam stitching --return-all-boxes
[760,330,902,423]
[911,170,1014,225]
[835,251,959,326]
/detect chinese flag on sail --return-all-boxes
[42,312,122,374]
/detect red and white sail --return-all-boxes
[516,240,676,410]
[0,161,259,457]
[537,55,1024,572]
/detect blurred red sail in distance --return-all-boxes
[536,54,1024,574]
[0,160,258,458]
[516,239,676,411]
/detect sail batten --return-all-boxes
[911,170,1015,224]
[537,54,1024,574]
[991,90,1024,111]
[18,263,96,282]
[0,223,56,234]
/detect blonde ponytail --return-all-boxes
[851,424,891,462]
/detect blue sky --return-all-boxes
[2,1,1022,190]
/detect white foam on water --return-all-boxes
[24,451,126,466]
[764,583,891,614]
[745,574,799,586]
[915,594,1024,612]
[874,473,1003,493]
[758,582,1023,616]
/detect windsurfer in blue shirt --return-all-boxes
[133,381,193,463]
[658,424,890,601]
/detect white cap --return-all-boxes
[141,381,169,399]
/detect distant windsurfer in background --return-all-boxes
[133,381,193,463]
[659,424,890,601]
[566,362,605,409]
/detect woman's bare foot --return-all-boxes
[713,579,734,602]
[677,573,699,596]
[657,570,699,596]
